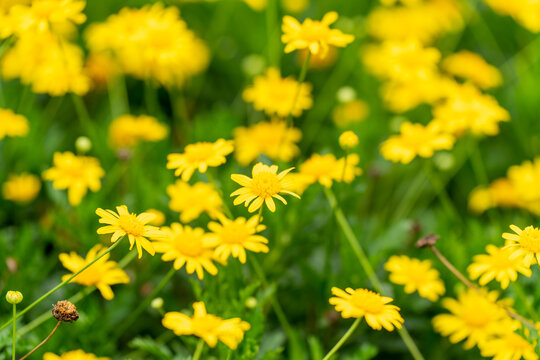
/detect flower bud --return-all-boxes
[75,136,92,154]
[6,291,23,304]
[245,296,257,309]
[336,86,356,103]
[151,297,164,310]
[339,131,359,150]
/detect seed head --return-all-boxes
[416,233,440,248]
[52,300,79,322]
[6,291,23,304]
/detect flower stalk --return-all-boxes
[321,318,362,360]
[19,321,62,360]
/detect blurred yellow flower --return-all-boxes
[380,121,455,164]
[433,288,515,349]
[43,350,109,360]
[442,51,502,90]
[109,114,168,149]
[298,46,338,69]
[339,131,358,150]
[479,331,538,360]
[243,0,266,11]
[153,223,218,279]
[242,68,313,117]
[85,53,118,89]
[332,99,369,127]
[231,162,300,213]
[95,205,164,259]
[281,11,354,57]
[468,179,520,214]
[281,0,309,14]
[503,225,540,267]
[329,287,404,331]
[145,209,166,226]
[167,180,223,223]
[2,173,40,203]
[43,152,104,206]
[468,245,531,289]
[384,255,445,301]
[162,302,250,349]
[233,119,302,165]
[380,0,422,5]
[484,0,540,33]
[299,153,362,188]
[507,158,540,214]
[59,245,130,300]
[167,139,234,181]
[207,215,269,263]
[0,108,29,139]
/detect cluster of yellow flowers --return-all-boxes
[44,350,109,360]
[484,0,540,33]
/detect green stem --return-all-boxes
[512,282,539,322]
[285,52,311,128]
[12,304,16,360]
[144,80,159,116]
[265,0,279,67]
[0,239,123,332]
[321,318,361,360]
[192,338,205,360]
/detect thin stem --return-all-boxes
[321,318,361,360]
[144,80,159,116]
[192,338,205,360]
[20,321,62,360]
[285,52,311,128]
[256,206,263,227]
[12,304,16,360]
[0,239,123,332]
[265,0,278,67]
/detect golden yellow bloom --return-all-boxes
[506,158,540,214]
[43,350,109,360]
[282,173,313,195]
[233,119,302,166]
[503,225,540,267]
[85,3,209,87]
[431,83,510,136]
[432,288,515,349]
[242,68,313,117]
[329,287,404,331]
[167,139,234,181]
[380,121,455,164]
[281,11,354,57]
[243,0,266,11]
[468,178,520,214]
[0,108,29,139]
[59,245,130,300]
[167,180,223,223]
[96,205,164,259]
[384,255,445,301]
[231,162,300,213]
[153,223,218,279]
[484,0,540,33]
[207,215,269,263]
[298,46,338,69]
[281,0,309,14]
[479,331,538,360]
[332,99,369,127]
[2,173,40,202]
[299,153,362,188]
[339,131,359,150]
[162,302,250,349]
[442,51,502,90]
[109,114,168,149]
[145,209,166,226]
[43,152,105,206]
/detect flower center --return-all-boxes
[350,289,385,314]
[519,226,540,253]
[192,314,223,334]
[301,22,328,42]
[118,214,145,236]
[219,223,250,244]
[252,172,281,198]
[185,143,214,162]
[174,234,204,257]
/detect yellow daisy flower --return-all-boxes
[479,330,538,360]
[42,151,105,206]
[299,153,362,188]
[441,50,502,90]
[145,209,166,226]
[506,158,540,215]
[95,205,164,259]
[231,162,300,213]
[167,139,234,181]
[153,223,218,279]
[329,287,404,331]
[503,225,540,267]
[338,131,359,150]
[2,173,40,203]
[167,180,223,223]
[162,301,250,349]
[332,99,369,127]
[468,244,532,289]
[109,114,168,149]
[384,255,445,301]
[0,108,29,139]
[281,11,354,57]
[59,245,130,300]
[207,215,269,263]
[43,350,109,360]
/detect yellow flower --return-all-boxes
[484,0,540,33]
[167,180,223,223]
[59,245,130,300]
[109,114,168,149]
[384,255,445,301]
[167,139,234,181]
[233,119,302,165]
[95,205,164,259]
[243,0,266,11]
[231,162,300,213]
[503,225,540,267]
[299,153,362,188]
[442,51,502,90]
[468,179,520,214]
[479,331,538,360]
[2,173,40,202]
[85,52,118,89]
[506,158,540,214]
[42,152,105,206]
[298,46,338,69]
[281,0,309,14]
[281,11,354,57]
[242,68,313,117]
[432,288,515,349]
[0,108,29,139]
[380,121,455,164]
[43,350,109,360]
[145,209,166,226]
[329,287,404,331]
[339,131,359,150]
[207,215,269,263]
[332,99,369,127]
[153,223,218,279]
[162,302,250,349]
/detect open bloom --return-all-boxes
[503,225,540,267]
[43,152,105,206]
[2,173,41,203]
[442,50,502,90]
[167,180,223,223]
[281,11,354,57]
[59,245,130,300]
[162,302,250,349]
[329,287,404,331]
[231,162,300,213]
[207,215,269,263]
[153,223,218,279]
[479,330,538,360]
[109,114,167,149]
[96,205,164,259]
[299,153,362,188]
[167,139,234,181]
[0,108,29,139]
[43,350,109,360]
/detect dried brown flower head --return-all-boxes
[52,300,79,322]
[416,233,440,248]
